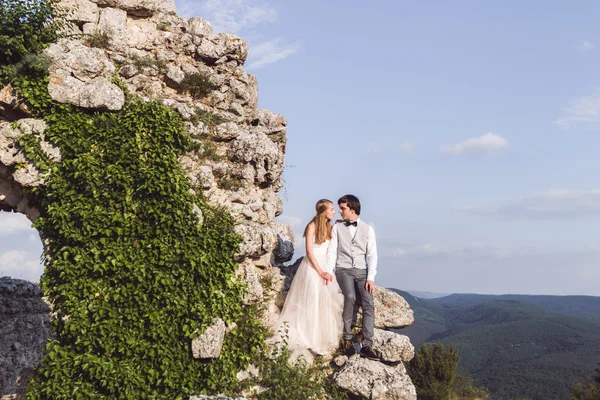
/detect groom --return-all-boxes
[327,194,381,360]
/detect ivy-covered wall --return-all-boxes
[0,0,284,398]
[1,3,271,398]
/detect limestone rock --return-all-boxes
[374,288,414,329]
[49,73,125,111]
[192,203,204,226]
[97,7,128,47]
[57,0,99,23]
[0,85,31,120]
[191,318,226,359]
[213,122,243,141]
[236,363,259,382]
[332,357,417,400]
[165,65,185,86]
[46,39,116,81]
[196,33,248,65]
[371,328,414,363]
[228,131,284,190]
[238,262,263,305]
[91,0,157,16]
[234,222,277,259]
[46,40,124,110]
[272,223,294,265]
[333,355,348,367]
[186,17,213,37]
[126,19,160,50]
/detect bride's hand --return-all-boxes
[320,271,333,285]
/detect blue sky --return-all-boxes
[2,0,600,295]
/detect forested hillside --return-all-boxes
[392,290,600,399]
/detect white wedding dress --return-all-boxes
[273,239,344,356]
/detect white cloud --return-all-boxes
[0,213,33,235]
[460,188,600,219]
[577,40,595,53]
[399,142,413,153]
[555,90,600,129]
[0,250,43,282]
[178,0,277,33]
[392,248,408,257]
[363,142,380,154]
[247,38,299,69]
[363,141,413,155]
[379,245,600,295]
[175,1,299,70]
[440,132,510,155]
[276,215,304,231]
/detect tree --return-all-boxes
[452,373,489,400]
[407,343,460,400]
[571,363,600,400]
[0,0,60,66]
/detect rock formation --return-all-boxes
[0,278,51,397]
[0,0,417,398]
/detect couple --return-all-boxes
[275,194,381,360]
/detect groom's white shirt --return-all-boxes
[327,218,378,281]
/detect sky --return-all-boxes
[2,0,600,295]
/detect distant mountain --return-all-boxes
[390,289,600,400]
[430,293,600,323]
[405,290,451,299]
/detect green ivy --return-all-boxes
[13,91,269,398]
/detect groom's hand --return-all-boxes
[365,280,376,295]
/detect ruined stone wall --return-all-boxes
[0,278,51,397]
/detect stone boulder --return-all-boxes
[374,288,414,329]
[57,0,99,24]
[371,328,414,363]
[332,357,417,400]
[90,0,158,16]
[46,40,125,110]
[191,318,226,359]
[186,17,213,37]
[0,85,31,120]
[196,33,248,65]
[228,131,284,190]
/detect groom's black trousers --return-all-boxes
[335,268,375,348]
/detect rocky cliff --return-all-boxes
[0,0,417,398]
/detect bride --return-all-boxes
[273,199,344,356]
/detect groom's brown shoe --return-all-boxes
[360,346,381,361]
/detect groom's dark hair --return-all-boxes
[338,194,361,216]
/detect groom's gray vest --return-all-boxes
[336,221,370,271]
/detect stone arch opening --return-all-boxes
[0,144,50,398]
[0,210,44,282]
[0,119,47,282]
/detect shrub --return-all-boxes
[218,176,244,191]
[157,22,170,31]
[130,53,168,72]
[14,53,52,78]
[87,29,111,49]
[407,343,459,400]
[178,72,217,99]
[0,0,61,68]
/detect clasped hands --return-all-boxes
[319,271,333,285]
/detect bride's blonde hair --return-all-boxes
[303,199,333,244]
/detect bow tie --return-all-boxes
[344,220,358,227]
